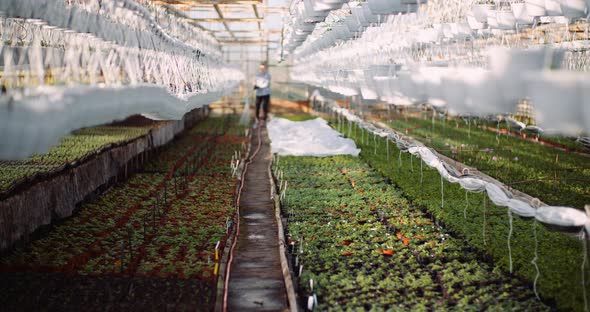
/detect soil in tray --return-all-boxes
[279,155,550,311]
[0,116,246,309]
[0,271,215,312]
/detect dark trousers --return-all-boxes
[255,95,270,121]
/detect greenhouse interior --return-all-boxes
[1,0,590,311]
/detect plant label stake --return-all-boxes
[281,181,288,201]
[307,295,314,311]
[215,241,220,261]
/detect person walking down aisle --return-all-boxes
[254,63,271,126]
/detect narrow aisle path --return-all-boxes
[227,126,288,311]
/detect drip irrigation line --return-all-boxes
[222,123,263,312]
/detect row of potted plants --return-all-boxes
[385,115,589,209]
[1,117,247,288]
[277,155,545,310]
[135,140,241,280]
[332,119,589,311]
[0,125,154,192]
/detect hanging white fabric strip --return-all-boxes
[315,92,590,237]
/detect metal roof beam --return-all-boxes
[189,17,264,22]
[154,0,263,5]
[210,29,281,33]
[219,39,280,45]
[252,4,261,32]
[213,4,236,40]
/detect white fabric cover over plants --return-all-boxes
[317,95,590,236]
[267,117,360,157]
[0,0,244,159]
[0,85,236,159]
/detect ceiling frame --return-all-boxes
[189,17,264,22]
[152,0,288,63]
[209,29,282,33]
[154,0,263,5]
[213,4,236,40]
[218,39,280,45]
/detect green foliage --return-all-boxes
[1,117,245,283]
[278,115,320,122]
[278,155,547,310]
[386,115,590,209]
[0,125,153,192]
[333,119,589,311]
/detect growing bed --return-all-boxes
[276,155,547,310]
[0,116,247,310]
[384,115,590,209]
[325,115,589,311]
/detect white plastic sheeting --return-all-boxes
[267,117,360,157]
[0,0,244,159]
[409,146,590,233]
[289,2,590,136]
[315,93,590,236]
[0,84,236,159]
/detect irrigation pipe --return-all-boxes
[222,123,263,312]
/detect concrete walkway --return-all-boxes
[227,126,288,311]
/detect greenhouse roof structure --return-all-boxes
[154,0,288,63]
[0,0,589,311]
